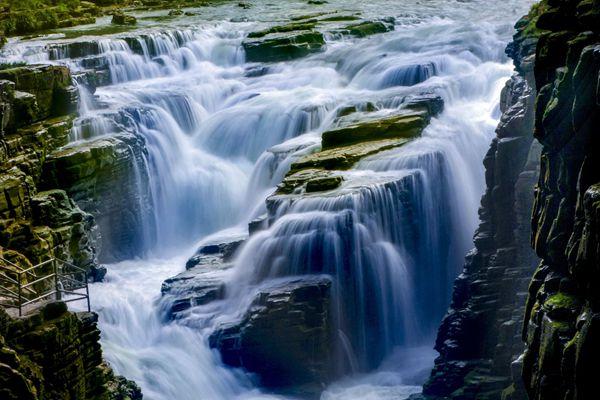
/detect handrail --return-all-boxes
[0,257,91,316]
[0,256,37,279]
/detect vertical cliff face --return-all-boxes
[421,4,545,399]
[423,1,600,399]
[0,65,143,399]
[0,64,104,277]
[522,0,600,399]
[0,302,141,400]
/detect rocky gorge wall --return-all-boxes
[0,302,141,400]
[0,64,101,277]
[0,64,142,399]
[421,0,600,399]
[521,0,599,399]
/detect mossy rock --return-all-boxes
[319,15,360,22]
[543,292,581,320]
[13,91,39,126]
[339,20,394,37]
[247,20,319,38]
[0,167,34,219]
[243,31,325,62]
[58,16,96,29]
[291,137,414,172]
[111,13,137,26]
[0,65,75,121]
[168,9,184,16]
[321,111,428,149]
[277,169,344,194]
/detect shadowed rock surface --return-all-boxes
[419,1,600,399]
[209,275,334,388]
[0,302,141,400]
[161,236,246,319]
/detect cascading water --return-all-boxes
[0,0,535,398]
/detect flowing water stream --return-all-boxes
[1,0,534,398]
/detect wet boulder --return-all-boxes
[209,275,334,388]
[111,13,137,26]
[402,93,444,116]
[243,31,325,62]
[247,20,319,38]
[321,110,429,149]
[161,262,231,320]
[161,236,246,319]
[185,235,245,270]
[338,19,394,37]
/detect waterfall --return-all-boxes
[0,0,535,398]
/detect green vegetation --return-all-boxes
[0,61,25,70]
[517,0,549,38]
[545,292,578,309]
[0,0,100,38]
[0,0,224,41]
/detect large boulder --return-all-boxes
[209,275,334,388]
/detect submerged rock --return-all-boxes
[209,275,334,388]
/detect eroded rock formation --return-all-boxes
[422,1,600,399]
[0,65,100,275]
[209,275,334,389]
[521,1,600,399]
[0,302,141,400]
[0,64,143,399]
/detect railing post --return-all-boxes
[17,269,22,317]
[54,258,61,301]
[85,272,91,312]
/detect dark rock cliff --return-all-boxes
[0,65,142,399]
[0,64,101,277]
[0,302,141,400]
[422,1,600,399]
[421,11,542,398]
[521,0,600,399]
